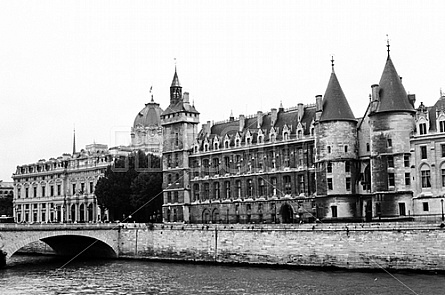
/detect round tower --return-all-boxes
[315,59,358,220]
[368,48,415,219]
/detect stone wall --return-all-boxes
[119,223,445,271]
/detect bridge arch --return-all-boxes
[2,230,119,262]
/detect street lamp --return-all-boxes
[441,199,444,222]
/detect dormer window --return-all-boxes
[283,132,289,141]
[224,140,229,149]
[297,130,303,139]
[213,142,219,150]
[258,135,264,144]
[270,134,276,142]
[194,145,199,153]
[246,137,251,145]
[235,138,241,147]
[419,123,427,135]
[204,143,209,152]
[440,120,445,133]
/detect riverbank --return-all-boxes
[19,222,445,272]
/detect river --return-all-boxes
[1,255,444,294]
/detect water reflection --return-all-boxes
[1,255,445,294]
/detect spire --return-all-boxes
[320,62,356,122]
[374,50,414,114]
[386,34,390,60]
[72,128,76,155]
[171,59,181,87]
[170,62,182,104]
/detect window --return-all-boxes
[80,183,85,193]
[423,202,429,212]
[327,162,332,173]
[298,149,304,167]
[405,173,411,186]
[236,180,242,198]
[388,173,395,186]
[419,123,427,135]
[399,203,406,216]
[167,155,172,168]
[204,183,210,200]
[331,205,337,218]
[298,175,305,194]
[42,186,46,197]
[283,176,292,195]
[344,145,348,153]
[258,179,265,196]
[366,143,370,152]
[440,121,445,133]
[193,184,200,201]
[72,184,76,194]
[25,187,29,198]
[327,178,333,190]
[442,169,445,187]
[33,187,37,197]
[174,191,179,203]
[421,146,427,159]
[175,133,179,146]
[271,177,277,195]
[90,182,94,193]
[387,138,392,147]
[247,179,253,197]
[214,182,220,199]
[203,159,210,176]
[442,144,445,158]
[167,174,172,184]
[345,161,350,173]
[421,170,431,188]
[327,146,331,154]
[346,177,351,191]
[225,181,231,199]
[167,191,172,203]
[404,155,410,167]
[387,156,394,168]
[175,173,180,184]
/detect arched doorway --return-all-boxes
[211,208,219,223]
[202,209,210,223]
[280,203,294,223]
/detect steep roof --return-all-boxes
[375,57,414,113]
[171,68,181,87]
[161,102,199,116]
[320,71,356,122]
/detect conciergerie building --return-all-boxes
[12,44,445,224]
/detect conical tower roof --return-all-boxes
[375,57,414,113]
[320,71,356,122]
[171,67,181,87]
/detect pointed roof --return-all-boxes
[319,71,356,122]
[375,57,414,113]
[171,66,181,87]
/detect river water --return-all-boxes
[1,255,444,295]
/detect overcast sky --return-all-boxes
[1,0,445,181]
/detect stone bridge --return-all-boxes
[0,224,121,267]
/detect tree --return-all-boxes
[95,151,162,222]
[0,192,13,216]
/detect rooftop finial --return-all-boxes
[386,34,390,59]
[331,56,335,73]
[150,85,154,102]
[73,126,76,155]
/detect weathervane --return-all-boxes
[331,55,335,72]
[386,34,390,58]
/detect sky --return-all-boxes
[1,0,445,181]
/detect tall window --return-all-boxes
[214,182,220,199]
[283,176,292,194]
[327,162,332,173]
[346,177,351,191]
[419,123,427,135]
[440,121,445,133]
[236,180,242,198]
[258,179,265,196]
[298,175,305,194]
[442,144,445,157]
[388,173,395,187]
[167,191,172,203]
[327,146,331,154]
[442,169,445,187]
[404,155,410,167]
[204,183,210,200]
[366,143,370,152]
[421,170,431,188]
[331,206,337,218]
[405,173,411,186]
[344,145,348,153]
[225,181,231,199]
[421,146,427,159]
[345,161,350,173]
[387,138,392,147]
[42,186,46,197]
[327,178,333,190]
[174,191,179,203]
[271,177,277,196]
[247,179,253,197]
[33,187,37,197]
[298,149,304,167]
[387,156,394,168]
[203,159,210,176]
[193,184,200,201]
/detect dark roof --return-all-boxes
[161,101,199,116]
[320,72,356,122]
[375,57,414,113]
[424,96,445,131]
[171,69,181,87]
[133,100,163,128]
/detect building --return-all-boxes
[162,45,445,224]
[12,143,112,223]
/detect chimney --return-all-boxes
[371,84,380,102]
[257,111,263,128]
[408,94,416,108]
[206,120,211,135]
[315,95,323,121]
[183,92,189,103]
[239,114,245,131]
[271,108,278,126]
[297,103,304,122]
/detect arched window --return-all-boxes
[420,165,431,188]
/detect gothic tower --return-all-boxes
[367,45,415,219]
[315,59,358,220]
[161,67,200,222]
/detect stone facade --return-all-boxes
[11,144,112,223]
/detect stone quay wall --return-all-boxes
[118,222,445,271]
